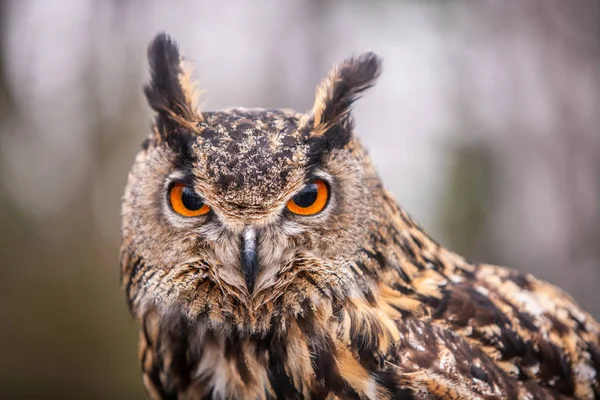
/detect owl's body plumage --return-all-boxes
[121,34,600,399]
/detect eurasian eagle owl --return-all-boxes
[120,33,600,399]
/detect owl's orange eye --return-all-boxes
[287,179,329,215]
[169,183,210,217]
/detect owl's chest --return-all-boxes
[143,330,320,399]
[139,307,390,400]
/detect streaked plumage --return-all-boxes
[120,33,600,399]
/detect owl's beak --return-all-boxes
[241,227,259,294]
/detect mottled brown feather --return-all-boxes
[120,34,600,400]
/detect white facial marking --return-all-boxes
[243,227,257,256]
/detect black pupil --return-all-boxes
[181,186,205,210]
[292,183,318,208]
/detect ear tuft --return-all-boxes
[311,52,382,139]
[144,33,203,133]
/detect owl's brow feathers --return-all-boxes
[143,33,382,162]
[306,51,381,161]
[144,34,203,133]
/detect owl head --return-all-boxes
[121,34,389,334]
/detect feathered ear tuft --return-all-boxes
[310,52,382,143]
[144,33,203,133]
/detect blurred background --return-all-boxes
[0,0,598,398]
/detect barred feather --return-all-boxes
[120,34,600,400]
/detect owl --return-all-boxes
[120,33,600,400]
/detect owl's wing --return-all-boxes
[382,317,569,399]
[383,263,600,399]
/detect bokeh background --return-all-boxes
[0,0,599,398]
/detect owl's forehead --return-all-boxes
[190,108,311,208]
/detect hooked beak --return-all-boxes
[241,227,259,294]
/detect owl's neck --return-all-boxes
[358,186,471,283]
[138,275,405,399]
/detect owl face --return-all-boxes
[121,34,382,331]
